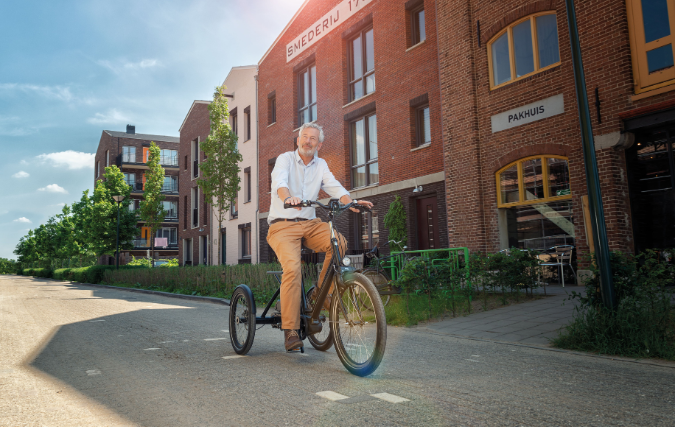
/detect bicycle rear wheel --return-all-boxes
[305,286,333,351]
[229,285,256,355]
[330,273,386,377]
[362,268,392,306]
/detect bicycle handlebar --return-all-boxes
[283,199,371,213]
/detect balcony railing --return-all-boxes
[129,182,144,192]
[160,155,178,167]
[132,239,178,249]
[161,181,178,193]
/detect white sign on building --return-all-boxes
[286,0,374,63]
[491,94,565,133]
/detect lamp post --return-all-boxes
[112,195,125,270]
[564,0,615,309]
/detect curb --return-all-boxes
[63,280,231,306]
[418,327,675,370]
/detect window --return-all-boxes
[97,161,100,178]
[231,197,238,218]
[244,167,251,202]
[230,108,238,136]
[349,27,375,101]
[297,64,317,126]
[163,200,177,218]
[359,209,379,250]
[184,195,188,229]
[244,106,251,141]
[268,93,276,125]
[156,227,177,246]
[415,105,431,147]
[203,197,208,226]
[350,113,378,188]
[122,146,136,163]
[162,176,177,193]
[627,0,675,93]
[191,138,199,179]
[497,156,573,251]
[160,149,178,166]
[184,155,188,170]
[411,5,426,45]
[106,150,109,167]
[191,187,199,228]
[241,225,251,259]
[123,172,135,188]
[488,12,560,89]
[128,199,138,213]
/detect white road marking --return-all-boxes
[221,330,229,333]
[86,369,101,376]
[204,338,228,341]
[222,355,247,360]
[158,341,175,344]
[89,320,105,322]
[471,355,480,357]
[144,348,161,351]
[465,359,480,362]
[316,391,349,401]
[182,340,190,342]
[371,393,409,403]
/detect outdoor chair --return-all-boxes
[539,245,576,287]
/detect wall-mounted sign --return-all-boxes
[286,0,374,63]
[491,94,564,133]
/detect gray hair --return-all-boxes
[298,122,325,143]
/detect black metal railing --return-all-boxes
[161,182,178,193]
[130,182,144,192]
[132,238,178,249]
[160,155,178,167]
[193,160,198,178]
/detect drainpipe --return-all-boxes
[254,72,260,264]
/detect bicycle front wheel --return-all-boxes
[330,273,386,377]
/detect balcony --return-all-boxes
[132,238,178,249]
[161,181,178,193]
[118,154,179,170]
[164,211,179,222]
[129,182,144,193]
[160,154,178,167]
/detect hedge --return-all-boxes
[22,267,53,278]
[51,265,145,284]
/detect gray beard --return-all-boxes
[299,147,317,157]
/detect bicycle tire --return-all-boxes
[229,285,256,355]
[305,286,333,351]
[362,267,393,306]
[330,272,387,377]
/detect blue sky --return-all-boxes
[0,0,305,259]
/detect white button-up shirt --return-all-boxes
[268,150,350,224]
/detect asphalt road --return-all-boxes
[1,275,674,426]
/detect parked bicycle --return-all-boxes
[228,199,387,377]
[360,240,409,306]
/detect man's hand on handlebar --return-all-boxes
[349,199,373,213]
[284,196,304,210]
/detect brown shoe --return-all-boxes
[284,329,303,351]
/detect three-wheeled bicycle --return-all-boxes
[228,199,387,377]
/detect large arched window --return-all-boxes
[488,12,561,89]
[496,156,573,250]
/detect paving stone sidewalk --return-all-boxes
[423,284,583,346]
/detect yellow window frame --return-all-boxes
[487,12,561,90]
[495,155,572,208]
[626,0,675,94]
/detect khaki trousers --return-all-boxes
[266,218,347,330]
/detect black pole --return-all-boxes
[565,0,615,309]
[116,201,121,270]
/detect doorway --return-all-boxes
[416,197,439,250]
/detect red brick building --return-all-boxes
[93,125,180,263]
[178,101,212,266]
[257,0,446,260]
[435,0,675,270]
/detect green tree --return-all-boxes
[14,230,39,264]
[384,195,408,252]
[70,190,96,265]
[88,166,137,257]
[198,84,242,265]
[139,142,166,265]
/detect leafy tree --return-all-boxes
[384,195,408,252]
[198,84,242,265]
[14,230,39,264]
[88,166,137,257]
[139,142,166,265]
[0,258,17,274]
[70,190,96,264]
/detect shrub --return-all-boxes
[159,258,179,267]
[53,268,73,281]
[127,256,152,267]
[553,249,675,360]
[22,267,53,278]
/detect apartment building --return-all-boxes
[93,125,180,263]
[215,66,259,265]
[257,0,445,261]
[178,101,211,266]
[434,0,675,270]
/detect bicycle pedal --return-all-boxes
[286,346,304,354]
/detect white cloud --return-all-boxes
[87,108,132,125]
[12,171,29,178]
[38,184,68,194]
[0,83,73,102]
[96,58,160,74]
[0,115,40,136]
[13,217,31,223]
[36,151,95,170]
